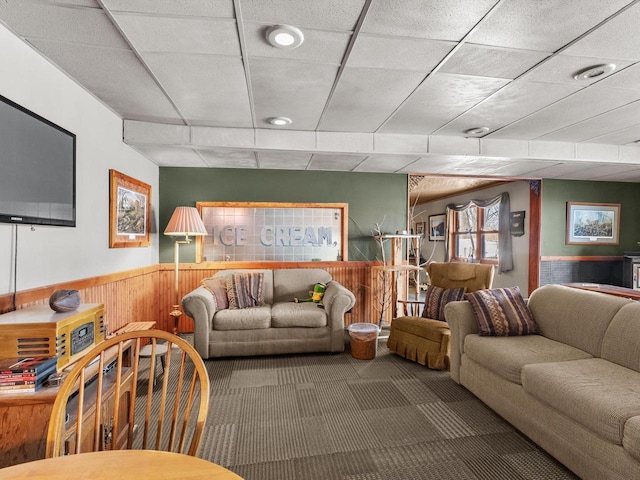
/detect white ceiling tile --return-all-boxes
[429,136,479,156]
[440,44,549,79]
[0,1,128,48]
[590,124,640,145]
[316,132,373,153]
[497,84,640,140]
[402,155,473,174]
[352,155,420,173]
[249,58,338,130]
[524,54,632,85]
[564,3,640,61]
[29,39,182,122]
[523,162,587,178]
[597,63,640,90]
[491,160,560,177]
[102,0,235,17]
[243,22,349,64]
[347,35,454,72]
[441,81,580,136]
[554,164,632,180]
[480,138,529,158]
[362,0,497,41]
[143,53,252,127]
[319,67,426,132]
[255,129,315,150]
[381,73,509,134]
[467,0,633,52]
[134,145,208,167]
[256,151,312,170]
[199,148,258,168]
[113,14,240,56]
[307,154,367,171]
[593,166,640,181]
[539,100,640,143]
[239,0,366,31]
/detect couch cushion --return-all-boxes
[527,284,632,357]
[390,316,449,343]
[271,302,327,328]
[227,272,265,309]
[272,268,332,304]
[602,302,640,373]
[623,416,640,461]
[421,285,466,321]
[464,334,592,384]
[213,305,271,330]
[522,358,640,444]
[465,286,539,336]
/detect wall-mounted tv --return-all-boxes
[0,94,76,227]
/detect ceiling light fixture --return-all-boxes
[268,116,292,126]
[266,25,304,49]
[573,63,616,81]
[465,126,490,136]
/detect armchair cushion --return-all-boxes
[466,286,539,336]
[421,285,466,321]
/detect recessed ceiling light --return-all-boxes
[266,25,304,49]
[573,63,616,81]
[465,126,490,136]
[268,116,292,126]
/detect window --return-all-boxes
[450,203,499,264]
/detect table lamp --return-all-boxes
[164,206,208,334]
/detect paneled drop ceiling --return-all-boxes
[2,0,640,195]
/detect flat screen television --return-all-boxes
[0,94,76,227]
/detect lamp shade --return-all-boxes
[164,207,207,236]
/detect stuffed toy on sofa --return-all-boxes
[294,283,326,307]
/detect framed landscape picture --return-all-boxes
[566,202,620,245]
[428,213,446,241]
[109,169,151,248]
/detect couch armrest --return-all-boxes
[182,285,218,359]
[444,300,478,384]
[323,280,357,351]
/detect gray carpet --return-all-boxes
[194,339,579,480]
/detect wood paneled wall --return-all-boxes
[1,262,387,333]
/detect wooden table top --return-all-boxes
[0,450,244,480]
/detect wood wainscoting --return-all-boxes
[1,262,386,334]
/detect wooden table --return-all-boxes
[0,450,244,479]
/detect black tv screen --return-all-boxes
[0,94,76,227]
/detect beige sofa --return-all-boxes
[446,284,640,480]
[182,268,356,359]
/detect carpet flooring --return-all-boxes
[194,339,580,480]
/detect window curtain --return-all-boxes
[444,192,513,273]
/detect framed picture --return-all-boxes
[428,213,446,241]
[415,222,425,236]
[566,202,620,245]
[109,169,151,248]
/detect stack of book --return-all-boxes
[0,356,57,393]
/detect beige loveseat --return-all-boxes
[446,284,640,480]
[182,268,355,359]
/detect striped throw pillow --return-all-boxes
[227,273,265,309]
[466,286,539,336]
[421,285,466,321]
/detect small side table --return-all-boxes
[139,343,169,385]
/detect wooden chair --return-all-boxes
[387,262,495,370]
[46,329,210,458]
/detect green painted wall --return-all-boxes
[541,179,640,256]
[159,168,408,263]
